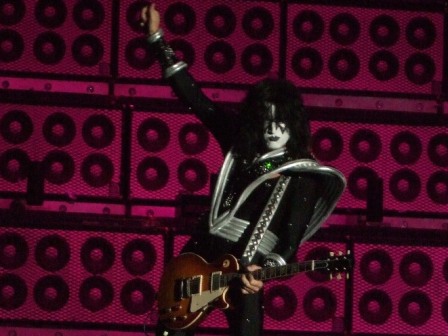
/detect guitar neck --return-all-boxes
[217,260,328,288]
[253,260,327,281]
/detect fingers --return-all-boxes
[241,266,263,295]
[140,5,148,22]
[140,3,156,22]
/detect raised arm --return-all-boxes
[141,4,238,152]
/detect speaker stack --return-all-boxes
[0,102,122,201]
[352,242,448,335]
[286,2,444,95]
[118,0,281,85]
[311,120,448,215]
[0,0,113,78]
[0,226,164,327]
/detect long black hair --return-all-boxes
[233,78,312,160]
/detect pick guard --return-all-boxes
[190,288,226,312]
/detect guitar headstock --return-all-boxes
[325,250,353,280]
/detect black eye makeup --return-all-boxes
[263,121,288,134]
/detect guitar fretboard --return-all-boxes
[216,259,330,288]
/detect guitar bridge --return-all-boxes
[174,275,202,301]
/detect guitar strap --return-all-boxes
[241,174,291,265]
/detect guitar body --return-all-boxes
[157,253,240,330]
[156,250,352,331]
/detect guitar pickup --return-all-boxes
[174,276,202,301]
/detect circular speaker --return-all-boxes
[79,276,114,312]
[242,6,274,40]
[398,290,432,326]
[81,237,115,274]
[35,234,70,272]
[137,157,170,191]
[0,29,24,62]
[205,5,236,38]
[35,0,67,29]
[330,13,360,46]
[120,279,155,315]
[81,153,114,188]
[164,2,195,36]
[83,114,115,149]
[137,117,170,153]
[311,127,343,162]
[389,168,421,202]
[359,289,392,325]
[370,14,400,47]
[125,36,156,70]
[360,248,393,285]
[406,17,436,50]
[303,286,337,322]
[428,133,448,167]
[178,158,208,192]
[427,171,448,205]
[43,112,76,147]
[0,232,28,270]
[34,275,69,311]
[293,10,324,43]
[72,34,104,67]
[0,109,33,144]
[349,129,382,163]
[405,53,435,85]
[241,43,273,76]
[0,273,27,310]
[291,47,323,80]
[179,123,209,155]
[399,250,433,287]
[329,48,360,81]
[369,50,399,81]
[0,0,26,26]
[73,0,105,31]
[205,41,236,74]
[42,150,75,185]
[0,148,30,183]
[122,238,157,276]
[390,131,422,165]
[348,166,379,200]
[33,31,66,65]
[264,284,297,321]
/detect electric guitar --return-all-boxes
[157,251,352,330]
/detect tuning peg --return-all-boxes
[329,273,333,280]
[329,251,335,257]
[346,273,350,280]
[347,250,351,255]
[338,251,343,256]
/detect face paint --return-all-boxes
[263,104,290,150]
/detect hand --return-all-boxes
[241,264,263,295]
[141,3,160,35]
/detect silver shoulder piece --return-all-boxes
[280,159,346,244]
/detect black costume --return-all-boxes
[148,29,346,336]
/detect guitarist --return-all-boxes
[141,3,346,336]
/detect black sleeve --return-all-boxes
[149,34,238,152]
[273,174,320,262]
